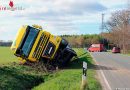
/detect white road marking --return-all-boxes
[90,53,112,90]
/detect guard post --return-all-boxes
[80,61,88,90]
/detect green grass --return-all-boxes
[33,48,102,90]
[122,50,130,56]
[0,47,18,64]
[0,47,101,90]
[0,65,44,90]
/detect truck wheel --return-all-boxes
[57,48,76,67]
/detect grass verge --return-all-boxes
[33,48,102,90]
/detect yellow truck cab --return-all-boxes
[11,25,76,66]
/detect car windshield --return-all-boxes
[21,27,38,56]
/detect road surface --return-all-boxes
[91,52,130,90]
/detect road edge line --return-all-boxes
[89,52,112,90]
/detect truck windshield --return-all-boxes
[21,27,39,56]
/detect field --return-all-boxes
[0,47,101,90]
[0,47,18,64]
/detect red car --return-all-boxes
[112,47,120,53]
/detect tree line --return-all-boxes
[0,40,12,46]
[61,34,108,48]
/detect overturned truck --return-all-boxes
[11,25,77,67]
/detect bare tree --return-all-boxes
[106,10,130,53]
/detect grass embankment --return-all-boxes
[0,47,44,90]
[33,48,101,90]
[0,65,43,90]
[0,47,101,90]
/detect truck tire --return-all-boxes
[57,47,77,67]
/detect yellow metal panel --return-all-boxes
[37,31,50,59]
[28,30,51,62]
[50,36,62,59]
[41,31,51,58]
[18,57,26,64]
[11,25,28,53]
[45,35,62,60]
[28,31,43,62]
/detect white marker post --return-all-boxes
[80,61,88,90]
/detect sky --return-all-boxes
[0,0,128,41]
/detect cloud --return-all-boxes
[7,0,107,36]
[0,25,17,40]
[70,1,107,13]
[99,0,126,8]
[0,0,127,40]
[13,0,107,17]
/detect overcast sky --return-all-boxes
[0,0,127,40]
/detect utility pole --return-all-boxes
[127,0,130,19]
[101,13,105,44]
[127,0,130,9]
[101,13,104,33]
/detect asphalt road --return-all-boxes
[91,52,130,90]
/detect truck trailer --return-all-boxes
[11,25,77,67]
[88,44,105,52]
